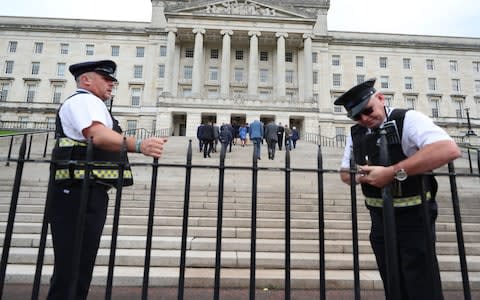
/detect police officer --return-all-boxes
[336,78,460,300]
[47,60,167,300]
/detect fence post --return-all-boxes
[317,146,326,300]
[0,135,27,298]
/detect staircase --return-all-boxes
[0,135,479,292]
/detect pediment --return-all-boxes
[168,0,310,19]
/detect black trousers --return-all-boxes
[368,201,444,300]
[47,184,109,300]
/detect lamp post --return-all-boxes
[464,107,476,173]
[465,107,476,137]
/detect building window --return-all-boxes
[332,73,341,87]
[127,120,137,132]
[380,76,389,89]
[475,80,480,93]
[31,62,40,75]
[332,55,340,66]
[8,41,18,53]
[356,56,364,67]
[426,59,435,70]
[111,46,120,56]
[473,61,480,73]
[379,57,388,68]
[285,70,294,83]
[0,82,10,101]
[335,127,346,142]
[312,52,318,64]
[428,78,437,91]
[46,117,56,130]
[285,51,293,62]
[84,44,94,56]
[235,50,244,60]
[133,65,143,79]
[185,48,194,58]
[234,67,244,82]
[56,63,66,77]
[183,88,192,97]
[52,84,63,103]
[384,95,393,107]
[5,61,14,74]
[210,49,219,59]
[208,67,218,81]
[26,83,37,102]
[259,90,270,100]
[183,66,193,80]
[313,71,318,84]
[454,100,464,119]
[405,96,416,110]
[131,87,141,106]
[158,64,165,78]
[449,60,458,72]
[451,79,461,92]
[160,45,167,57]
[34,42,43,54]
[260,51,268,61]
[259,69,268,83]
[430,98,440,118]
[357,75,365,85]
[403,58,411,69]
[334,105,342,113]
[404,77,413,90]
[207,88,219,99]
[60,43,69,55]
[136,47,145,58]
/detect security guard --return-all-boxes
[336,78,460,300]
[47,60,167,300]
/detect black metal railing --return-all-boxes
[0,134,477,300]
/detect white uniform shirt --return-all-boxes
[341,108,454,169]
[58,89,113,141]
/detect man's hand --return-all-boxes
[140,137,167,158]
[356,165,394,188]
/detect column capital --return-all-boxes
[248,31,261,37]
[166,27,178,33]
[220,29,233,36]
[303,33,314,40]
[275,32,288,39]
[192,28,206,35]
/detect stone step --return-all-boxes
[2,213,480,234]
[2,223,480,243]
[4,247,480,272]
[4,264,479,290]
[4,234,480,256]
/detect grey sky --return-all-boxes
[0,0,479,38]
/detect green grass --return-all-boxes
[0,130,17,136]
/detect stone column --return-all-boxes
[192,28,206,97]
[275,32,288,98]
[303,33,313,100]
[220,30,233,98]
[164,27,177,96]
[248,31,261,97]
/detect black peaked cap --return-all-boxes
[69,60,117,82]
[334,78,376,118]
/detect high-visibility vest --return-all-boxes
[51,92,134,187]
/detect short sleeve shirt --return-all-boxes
[340,108,454,169]
[58,89,113,141]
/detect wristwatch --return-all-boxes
[394,168,408,181]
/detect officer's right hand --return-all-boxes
[140,137,167,158]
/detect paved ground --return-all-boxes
[4,284,480,299]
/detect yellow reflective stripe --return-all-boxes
[55,169,133,180]
[365,192,431,208]
[58,138,87,147]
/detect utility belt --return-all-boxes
[365,192,431,208]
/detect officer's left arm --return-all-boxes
[83,121,166,158]
[358,110,461,188]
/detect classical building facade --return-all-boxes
[0,0,479,138]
